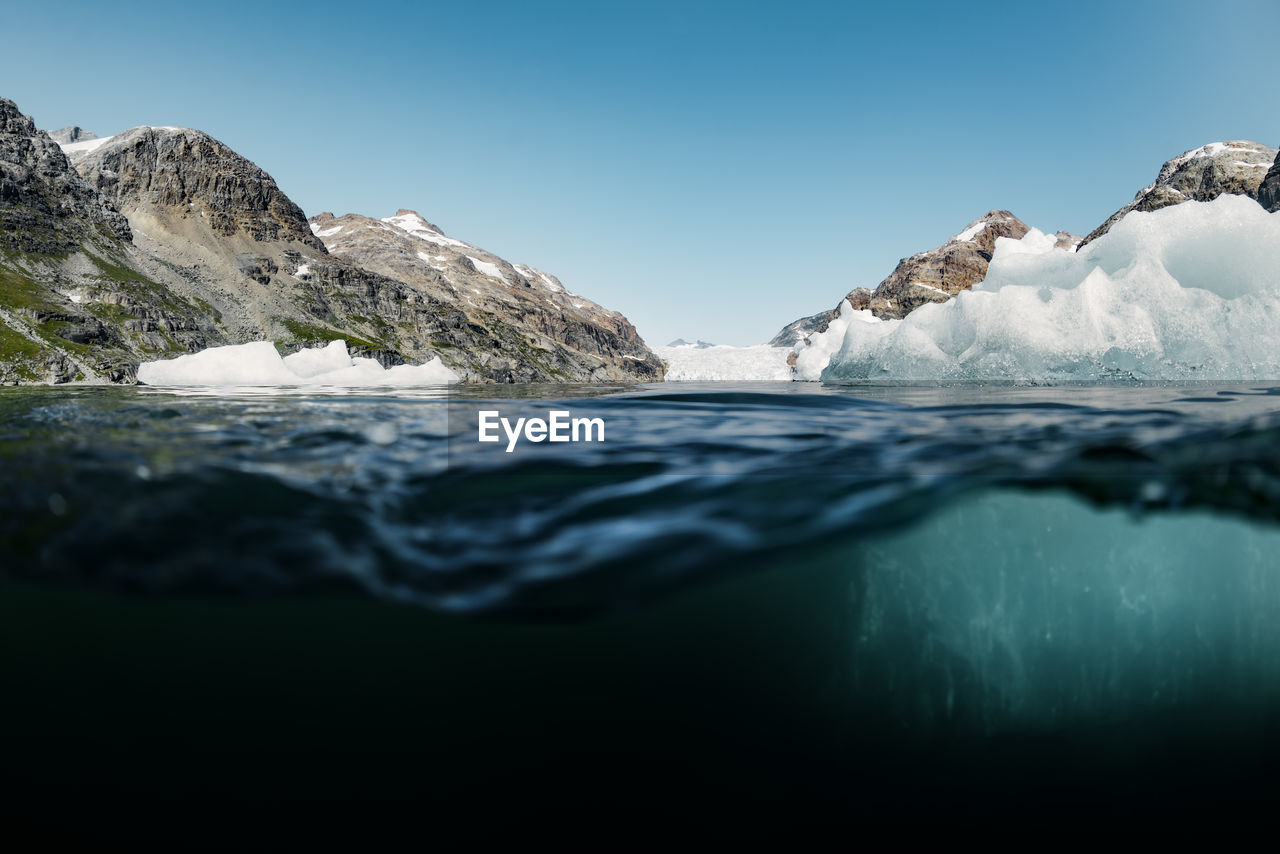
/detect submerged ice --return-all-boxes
[849,489,1280,733]
[137,340,459,386]
[797,196,1280,381]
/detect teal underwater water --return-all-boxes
[3,382,1280,835]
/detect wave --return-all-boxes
[8,384,1280,615]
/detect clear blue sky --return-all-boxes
[4,0,1278,345]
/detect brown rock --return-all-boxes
[1080,140,1278,247]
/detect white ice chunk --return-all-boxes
[137,340,459,386]
[793,299,883,380]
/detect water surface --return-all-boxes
[4,381,1280,830]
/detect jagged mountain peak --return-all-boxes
[0,97,36,133]
[1150,140,1273,187]
[2,94,663,385]
[771,210,1050,345]
[948,210,1023,245]
[0,97,132,254]
[66,125,325,251]
[849,210,1031,320]
[45,126,98,145]
[381,209,450,240]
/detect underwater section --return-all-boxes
[844,489,1280,734]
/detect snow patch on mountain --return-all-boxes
[58,135,114,155]
[381,211,473,249]
[466,256,507,283]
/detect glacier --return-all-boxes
[656,343,794,381]
[137,340,459,387]
[797,196,1280,381]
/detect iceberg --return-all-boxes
[798,196,1280,381]
[137,340,460,386]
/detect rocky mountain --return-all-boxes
[767,314,827,349]
[771,210,1075,348]
[1,99,212,383]
[45,126,97,145]
[0,101,131,255]
[1258,153,1280,213]
[0,95,662,384]
[308,210,663,382]
[1080,140,1278,246]
[854,211,1038,321]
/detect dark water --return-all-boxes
[4,381,1280,836]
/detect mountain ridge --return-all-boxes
[0,96,664,384]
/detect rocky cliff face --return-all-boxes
[1080,140,1278,246]
[854,210,1032,321]
[45,126,97,145]
[1258,152,1280,213]
[309,210,664,382]
[0,100,215,384]
[72,126,327,250]
[0,99,131,255]
[768,312,829,349]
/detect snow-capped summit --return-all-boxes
[379,209,470,248]
[949,210,1019,244]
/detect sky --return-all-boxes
[3,0,1278,346]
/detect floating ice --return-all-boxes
[792,300,882,380]
[656,343,794,381]
[137,340,459,386]
[798,196,1280,381]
